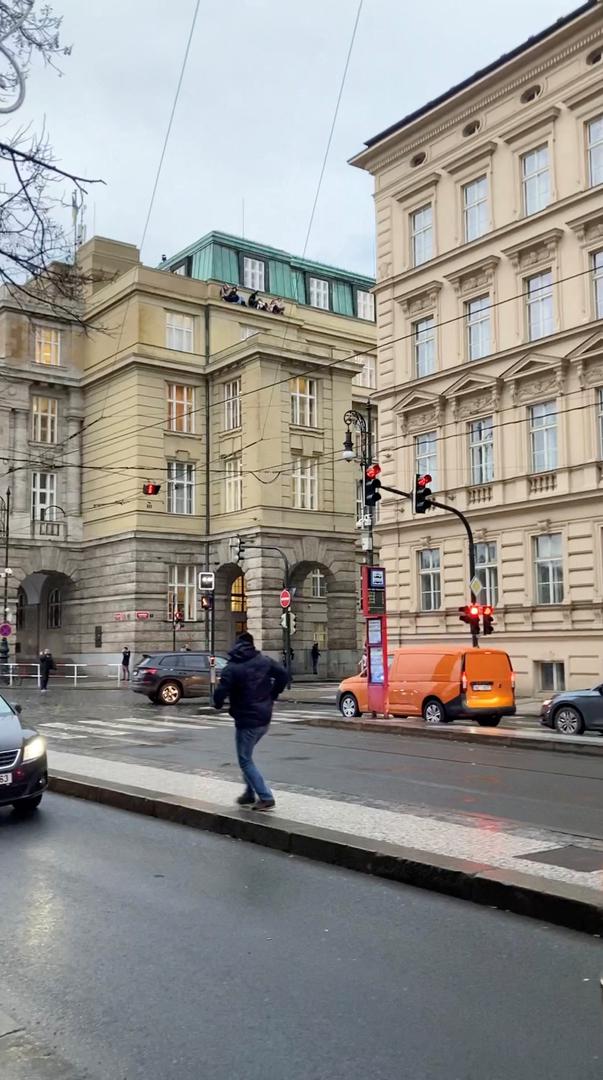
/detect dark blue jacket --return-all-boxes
[213,641,288,729]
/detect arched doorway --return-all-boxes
[289,562,333,676]
[15,570,74,660]
[214,563,247,652]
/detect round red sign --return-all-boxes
[280,589,291,609]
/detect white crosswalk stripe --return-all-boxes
[37,716,212,746]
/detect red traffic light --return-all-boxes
[365,463,381,479]
[417,474,432,488]
[482,605,493,616]
[142,482,161,495]
[469,604,479,616]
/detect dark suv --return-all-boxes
[131,652,228,705]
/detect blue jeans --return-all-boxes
[235,725,272,802]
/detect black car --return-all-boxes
[540,683,603,736]
[0,693,48,815]
[131,652,228,705]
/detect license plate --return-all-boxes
[0,773,12,785]
[472,682,492,691]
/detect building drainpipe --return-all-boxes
[203,304,212,653]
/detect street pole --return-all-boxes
[381,484,479,648]
[1,488,10,667]
[343,409,373,566]
[172,593,177,652]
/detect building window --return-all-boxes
[521,145,550,215]
[357,290,375,320]
[538,661,565,693]
[529,401,557,472]
[526,271,553,340]
[167,462,194,514]
[415,431,437,489]
[225,455,243,512]
[593,250,603,318]
[587,115,603,187]
[231,574,247,615]
[168,564,197,622]
[224,379,241,431]
[309,277,330,310]
[598,388,603,458]
[243,257,265,291]
[167,384,194,433]
[290,376,317,427]
[47,588,62,630]
[410,204,433,266]
[414,317,436,378]
[468,417,494,485]
[310,569,327,598]
[31,396,58,443]
[34,326,61,366]
[418,548,441,611]
[463,176,488,242]
[31,471,56,520]
[534,533,563,605]
[352,354,377,389]
[292,457,317,509]
[473,541,498,606]
[466,295,491,360]
[166,312,194,352]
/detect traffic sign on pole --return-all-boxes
[470,576,483,596]
[280,589,291,609]
[0,623,11,637]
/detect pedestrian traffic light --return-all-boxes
[289,611,297,635]
[200,595,213,611]
[142,482,161,495]
[236,537,246,562]
[482,605,494,635]
[174,609,184,626]
[414,474,432,514]
[364,463,382,507]
[459,604,480,636]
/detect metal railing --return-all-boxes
[0,662,123,688]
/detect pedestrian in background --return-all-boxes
[311,641,320,675]
[213,631,287,811]
[121,646,131,682]
[39,648,55,692]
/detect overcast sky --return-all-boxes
[17,0,582,277]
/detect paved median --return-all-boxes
[48,749,603,935]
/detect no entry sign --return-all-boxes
[280,589,291,609]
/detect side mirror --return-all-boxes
[10,702,22,715]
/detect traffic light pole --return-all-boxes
[381,485,479,648]
[239,542,292,688]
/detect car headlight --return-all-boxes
[22,735,46,762]
[541,699,551,709]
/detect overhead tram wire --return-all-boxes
[54,261,603,470]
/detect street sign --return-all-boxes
[280,589,291,609]
[198,571,215,592]
[0,623,11,636]
[470,576,483,595]
[114,612,126,622]
[136,611,151,621]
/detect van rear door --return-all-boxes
[464,650,514,711]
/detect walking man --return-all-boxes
[121,646,131,682]
[39,648,55,692]
[213,631,287,811]
[311,641,320,676]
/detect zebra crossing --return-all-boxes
[37,708,317,749]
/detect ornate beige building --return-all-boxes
[1,233,375,676]
[352,0,603,694]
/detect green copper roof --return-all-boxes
[160,231,375,318]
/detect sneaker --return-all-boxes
[236,794,256,807]
[252,799,276,812]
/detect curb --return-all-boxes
[304,716,603,755]
[48,772,603,935]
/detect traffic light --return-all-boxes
[289,611,297,635]
[482,605,494,635]
[364,463,382,507]
[414,474,432,514]
[201,595,213,611]
[459,604,480,636]
[236,537,246,562]
[142,482,161,495]
[174,609,184,627]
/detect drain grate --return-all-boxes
[519,845,603,872]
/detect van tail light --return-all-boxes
[461,671,468,693]
[511,669,516,690]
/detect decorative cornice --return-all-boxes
[567,207,603,244]
[499,105,561,145]
[443,140,498,175]
[357,28,602,174]
[563,80,603,112]
[444,255,500,295]
[502,227,564,271]
[396,279,443,316]
[392,170,441,203]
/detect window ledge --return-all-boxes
[289,424,323,436]
[164,429,198,439]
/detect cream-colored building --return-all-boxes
[352,0,603,695]
[1,232,376,675]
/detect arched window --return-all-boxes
[47,588,62,629]
[230,575,247,613]
[16,590,25,631]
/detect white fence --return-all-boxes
[0,663,123,688]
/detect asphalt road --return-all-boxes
[1,794,602,1080]
[12,688,603,840]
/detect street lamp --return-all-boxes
[342,409,375,563]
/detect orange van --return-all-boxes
[337,645,515,726]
